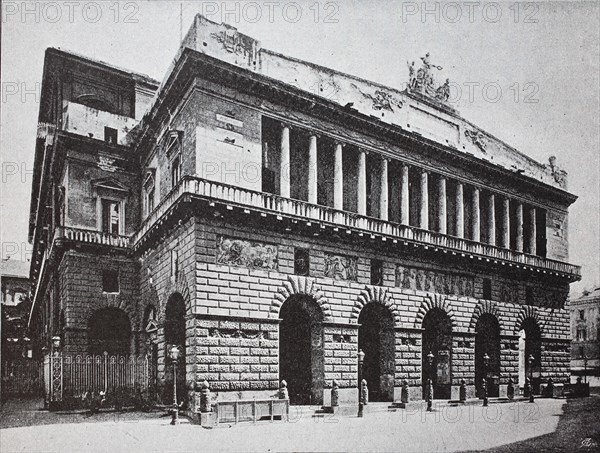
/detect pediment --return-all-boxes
[91,177,129,193]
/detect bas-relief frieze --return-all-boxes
[500,282,520,304]
[323,253,358,281]
[216,236,278,270]
[534,287,567,309]
[395,265,474,297]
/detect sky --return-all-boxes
[1,1,598,296]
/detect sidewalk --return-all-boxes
[2,397,587,452]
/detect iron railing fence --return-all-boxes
[60,353,151,399]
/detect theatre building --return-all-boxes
[28,15,580,409]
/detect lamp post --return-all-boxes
[426,351,434,412]
[583,353,588,384]
[357,349,365,418]
[528,355,534,403]
[169,345,180,425]
[482,353,489,407]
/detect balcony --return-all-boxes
[134,176,581,280]
[56,226,131,248]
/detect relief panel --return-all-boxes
[395,265,474,297]
[216,236,278,270]
[323,253,358,281]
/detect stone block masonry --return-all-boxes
[136,214,573,409]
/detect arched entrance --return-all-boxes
[88,308,131,355]
[422,309,452,399]
[519,318,541,394]
[279,295,324,405]
[358,303,395,402]
[475,314,501,398]
[164,294,187,406]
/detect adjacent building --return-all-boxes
[1,259,32,360]
[569,287,600,388]
[28,15,581,410]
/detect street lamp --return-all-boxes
[426,351,434,412]
[169,345,181,425]
[51,336,61,351]
[357,349,365,418]
[583,353,588,384]
[528,355,534,403]
[482,353,490,407]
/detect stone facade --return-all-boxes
[28,15,580,411]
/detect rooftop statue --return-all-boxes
[408,53,449,102]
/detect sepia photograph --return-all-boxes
[1,1,599,452]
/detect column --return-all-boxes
[529,207,537,255]
[400,164,409,225]
[420,170,429,230]
[502,197,510,248]
[515,202,524,252]
[438,176,447,234]
[379,158,389,221]
[357,150,367,215]
[334,143,344,210]
[487,193,496,246]
[455,182,464,238]
[280,125,290,198]
[308,135,318,204]
[472,187,481,242]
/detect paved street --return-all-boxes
[2,397,598,452]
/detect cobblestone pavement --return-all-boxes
[1,398,595,452]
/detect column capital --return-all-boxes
[333,141,346,148]
[280,122,292,130]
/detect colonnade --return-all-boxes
[277,125,539,255]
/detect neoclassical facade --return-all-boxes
[29,15,580,409]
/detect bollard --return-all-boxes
[279,380,289,400]
[482,378,488,407]
[401,380,409,404]
[331,380,339,407]
[545,378,554,398]
[459,379,466,402]
[507,376,514,400]
[361,379,369,405]
[200,380,211,413]
[426,379,433,412]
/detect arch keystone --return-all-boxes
[270,275,332,321]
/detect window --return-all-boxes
[165,130,183,189]
[526,287,534,305]
[101,199,121,234]
[171,250,179,281]
[104,127,118,144]
[102,270,119,293]
[370,259,384,286]
[294,248,310,276]
[144,174,155,217]
[579,309,585,321]
[576,328,587,342]
[171,155,181,189]
[482,278,492,300]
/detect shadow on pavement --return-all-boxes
[0,397,170,429]
[461,396,600,453]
